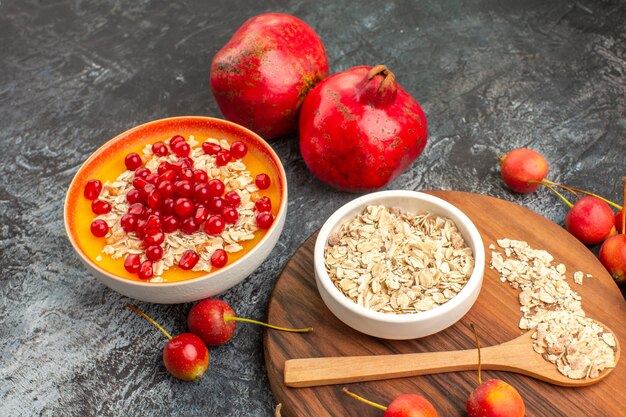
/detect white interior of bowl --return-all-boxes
[314,190,485,324]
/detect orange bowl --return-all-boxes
[64,116,288,303]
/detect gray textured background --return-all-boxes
[1,0,624,416]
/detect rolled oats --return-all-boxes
[324,205,474,314]
[490,238,616,380]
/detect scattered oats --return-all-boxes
[490,238,617,380]
[573,271,584,285]
[325,205,474,315]
[96,255,103,262]
[489,243,496,250]
[149,276,164,283]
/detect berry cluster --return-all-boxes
[84,135,275,280]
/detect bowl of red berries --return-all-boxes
[64,116,287,303]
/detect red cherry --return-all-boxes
[172,141,191,157]
[229,141,248,159]
[174,198,195,218]
[215,150,231,166]
[144,231,165,246]
[193,206,209,224]
[207,179,225,197]
[134,167,150,178]
[499,148,549,194]
[157,161,173,175]
[187,298,237,346]
[180,218,200,234]
[124,254,141,273]
[224,191,241,207]
[255,173,271,190]
[163,333,209,381]
[256,212,274,229]
[193,169,208,183]
[157,181,176,199]
[179,250,199,270]
[162,215,180,233]
[222,206,239,224]
[146,245,163,261]
[175,180,194,197]
[84,179,102,200]
[254,196,272,212]
[90,219,109,237]
[202,141,221,155]
[193,184,211,203]
[120,213,138,233]
[210,249,228,268]
[169,135,186,146]
[91,199,111,215]
[128,203,146,217]
[138,260,153,280]
[152,141,169,156]
[125,153,142,170]
[204,215,225,235]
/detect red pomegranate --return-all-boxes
[210,13,328,139]
[299,65,428,192]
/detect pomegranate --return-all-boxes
[210,13,328,139]
[299,65,428,192]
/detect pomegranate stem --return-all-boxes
[538,183,574,208]
[223,316,313,333]
[342,387,388,411]
[470,324,482,385]
[126,304,172,340]
[542,179,623,210]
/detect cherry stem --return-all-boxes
[470,324,482,385]
[342,387,388,411]
[223,316,313,333]
[622,177,625,235]
[533,182,574,208]
[126,304,172,340]
[541,179,623,210]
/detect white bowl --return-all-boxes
[314,190,484,339]
[64,116,287,304]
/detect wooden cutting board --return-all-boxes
[263,191,626,417]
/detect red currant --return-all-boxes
[174,198,194,218]
[229,141,248,159]
[90,219,109,237]
[179,167,194,181]
[180,218,200,234]
[152,141,169,156]
[134,167,150,178]
[120,213,138,233]
[193,183,211,204]
[256,212,274,229]
[170,135,185,146]
[222,206,239,224]
[202,141,221,155]
[128,203,146,217]
[145,173,158,184]
[157,169,176,183]
[143,215,162,234]
[138,260,153,280]
[172,141,190,157]
[255,173,271,190]
[84,179,102,200]
[162,215,180,233]
[161,198,175,215]
[144,231,165,246]
[175,180,194,198]
[157,161,173,175]
[254,196,272,212]
[146,190,162,208]
[132,176,148,189]
[207,179,225,197]
[193,169,208,183]
[145,245,163,261]
[204,215,225,235]
[207,197,224,215]
[157,181,175,199]
[179,250,199,270]
[125,153,142,170]
[215,150,231,167]
[211,249,228,268]
[193,206,209,224]
[91,199,111,215]
[124,254,141,273]
[224,191,241,207]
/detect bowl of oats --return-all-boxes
[315,190,484,339]
[64,116,287,303]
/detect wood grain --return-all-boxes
[263,191,626,417]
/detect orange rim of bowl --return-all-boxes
[64,116,288,287]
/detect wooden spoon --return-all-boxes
[284,326,620,388]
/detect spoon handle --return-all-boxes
[284,347,486,387]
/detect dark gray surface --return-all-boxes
[1,0,624,416]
